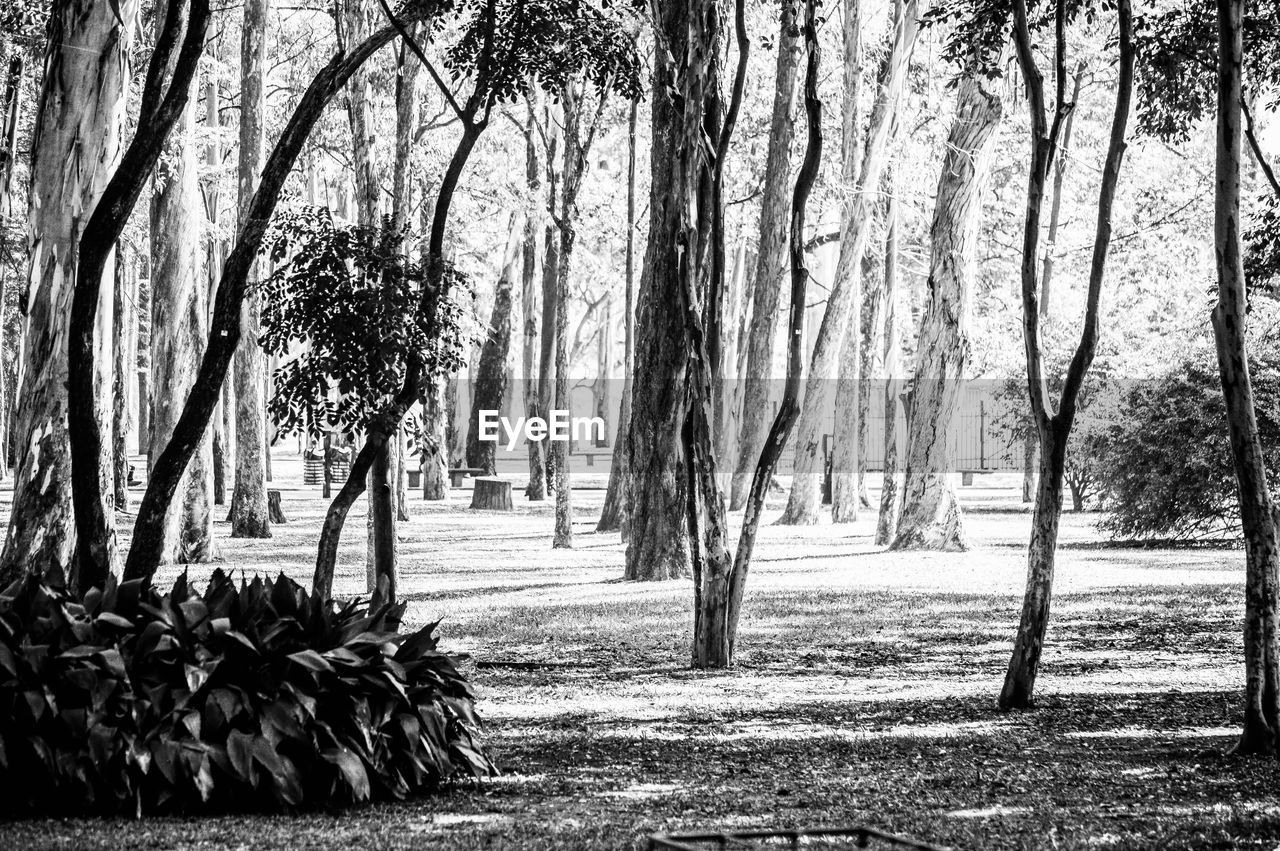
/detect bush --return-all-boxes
[0,569,494,815]
[1094,329,1280,540]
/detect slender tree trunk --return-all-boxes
[522,100,547,501]
[0,0,135,585]
[1211,0,1280,755]
[778,0,918,525]
[0,52,22,223]
[729,0,804,511]
[874,193,902,546]
[202,57,229,507]
[552,85,584,550]
[1000,0,1133,710]
[537,107,562,493]
[229,0,271,539]
[829,0,865,524]
[598,100,639,532]
[1021,429,1037,502]
[465,214,522,475]
[391,36,420,524]
[111,245,135,511]
[1040,64,1084,317]
[892,71,1001,551]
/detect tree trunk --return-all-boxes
[149,26,214,565]
[625,18,694,580]
[421,380,449,499]
[465,213,522,475]
[1021,429,1037,502]
[778,0,918,525]
[202,61,229,507]
[552,85,584,550]
[0,51,22,223]
[0,0,135,585]
[1211,0,1280,755]
[729,0,804,512]
[598,100,640,533]
[537,106,562,493]
[112,245,135,511]
[390,34,420,525]
[999,0,1133,710]
[828,0,865,524]
[522,100,547,501]
[892,71,1001,551]
[874,191,902,546]
[229,0,271,539]
[1040,64,1085,317]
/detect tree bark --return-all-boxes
[465,213,522,476]
[1040,63,1084,318]
[390,35,419,524]
[598,99,640,533]
[202,59,229,508]
[828,0,865,525]
[229,0,271,539]
[1000,0,1133,710]
[112,245,136,511]
[1211,0,1280,755]
[625,14,696,581]
[874,193,902,546]
[778,0,918,525]
[522,99,547,501]
[729,0,804,511]
[891,71,1001,551]
[0,0,137,586]
[149,53,214,564]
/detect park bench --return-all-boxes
[448,467,486,487]
[577,447,612,467]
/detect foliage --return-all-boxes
[438,0,644,106]
[1134,0,1280,142]
[1093,325,1280,540]
[261,206,471,440]
[0,568,494,815]
[1246,192,1280,300]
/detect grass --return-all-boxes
[1,457,1277,849]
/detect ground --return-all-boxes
[2,453,1277,849]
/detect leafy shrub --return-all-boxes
[1093,327,1280,540]
[0,569,494,815]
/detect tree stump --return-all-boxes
[469,477,513,511]
[267,489,288,524]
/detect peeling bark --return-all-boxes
[892,71,1002,552]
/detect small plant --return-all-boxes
[0,569,494,815]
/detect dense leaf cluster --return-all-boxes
[0,569,493,815]
[1093,327,1280,540]
[1134,0,1280,142]
[261,205,470,440]
[440,0,643,105]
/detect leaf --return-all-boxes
[287,649,334,674]
[322,746,371,801]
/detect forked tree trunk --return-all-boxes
[149,31,214,565]
[1211,0,1280,755]
[829,0,865,524]
[0,0,136,586]
[729,0,804,511]
[892,71,1001,552]
[598,100,640,533]
[229,0,271,539]
[778,0,918,525]
[1000,0,1133,710]
[465,214,522,476]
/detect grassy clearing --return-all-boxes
[2,457,1276,849]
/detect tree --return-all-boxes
[676,0,822,666]
[999,0,1135,710]
[728,0,803,512]
[464,213,522,475]
[111,245,136,512]
[1210,0,1280,755]
[229,0,272,539]
[874,187,902,546]
[597,99,639,533]
[148,5,214,563]
[0,0,140,589]
[521,98,548,501]
[777,0,918,526]
[829,0,865,524]
[891,69,1002,551]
